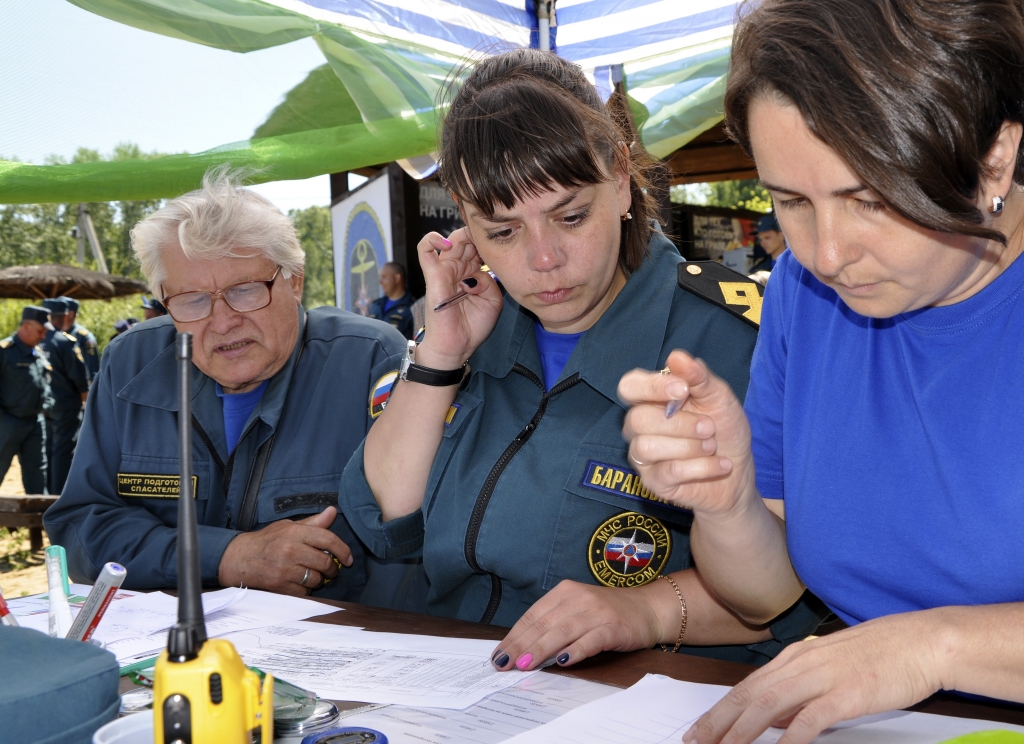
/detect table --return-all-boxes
[307,599,1024,728]
[121,598,1024,729]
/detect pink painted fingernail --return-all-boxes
[441,237,452,246]
[515,653,532,670]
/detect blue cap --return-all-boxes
[21,306,50,324]
[114,319,136,334]
[61,296,80,312]
[42,298,68,314]
[757,213,781,233]
[141,297,167,315]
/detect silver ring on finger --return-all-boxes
[301,567,313,587]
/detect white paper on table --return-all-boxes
[503,674,1024,744]
[222,622,540,710]
[97,588,341,663]
[340,671,618,744]
[6,583,139,618]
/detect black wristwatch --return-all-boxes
[399,341,468,386]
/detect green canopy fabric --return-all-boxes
[0,0,738,204]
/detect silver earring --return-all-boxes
[621,211,632,221]
[991,196,1005,214]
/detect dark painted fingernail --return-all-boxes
[491,648,504,661]
[494,653,510,668]
[461,277,478,289]
[557,653,570,665]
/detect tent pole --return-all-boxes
[79,206,110,274]
[536,0,553,52]
[76,204,87,266]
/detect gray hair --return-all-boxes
[131,165,305,293]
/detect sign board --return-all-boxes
[671,205,764,272]
[331,173,392,314]
[419,182,462,239]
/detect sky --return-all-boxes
[0,0,339,212]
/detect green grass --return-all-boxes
[0,296,143,353]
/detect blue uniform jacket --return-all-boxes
[68,323,99,380]
[0,336,53,418]
[342,234,828,664]
[41,331,89,411]
[45,308,407,602]
[368,292,416,340]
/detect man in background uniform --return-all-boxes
[0,306,54,494]
[749,213,787,282]
[40,298,90,495]
[140,296,168,321]
[368,262,416,340]
[61,297,100,381]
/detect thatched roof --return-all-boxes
[0,264,149,300]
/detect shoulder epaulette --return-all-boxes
[62,332,77,342]
[677,261,764,329]
[76,328,88,337]
[0,338,12,349]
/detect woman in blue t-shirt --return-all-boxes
[618,0,1024,741]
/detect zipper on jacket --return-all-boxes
[466,363,582,624]
[191,414,260,529]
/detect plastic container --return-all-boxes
[92,711,153,744]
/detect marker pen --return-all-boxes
[67,562,127,642]
[0,588,19,627]
[45,547,73,638]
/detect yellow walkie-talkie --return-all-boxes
[152,332,273,744]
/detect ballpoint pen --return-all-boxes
[434,266,494,312]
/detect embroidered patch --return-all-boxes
[444,402,462,428]
[369,371,399,418]
[581,460,689,513]
[117,474,198,499]
[589,512,671,588]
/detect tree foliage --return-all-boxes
[290,205,335,308]
[671,179,774,213]
[0,144,165,277]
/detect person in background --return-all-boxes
[620,1,1024,740]
[342,48,827,668]
[0,306,54,494]
[39,298,90,495]
[111,318,139,339]
[748,212,786,279]
[59,297,99,381]
[368,261,416,339]
[140,296,167,321]
[45,168,415,606]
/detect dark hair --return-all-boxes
[438,48,658,275]
[725,0,1024,244]
[383,261,407,285]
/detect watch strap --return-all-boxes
[402,361,467,386]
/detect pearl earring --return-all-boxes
[621,212,632,221]
[991,196,1005,214]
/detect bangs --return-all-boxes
[440,78,619,215]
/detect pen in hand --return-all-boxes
[434,266,494,312]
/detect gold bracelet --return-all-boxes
[658,574,687,653]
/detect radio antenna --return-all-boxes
[167,332,206,662]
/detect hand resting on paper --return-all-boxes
[217,506,353,596]
[490,571,772,672]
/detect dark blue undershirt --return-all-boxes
[533,322,585,391]
[382,297,399,314]
[215,379,269,453]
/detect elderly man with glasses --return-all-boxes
[44,170,413,605]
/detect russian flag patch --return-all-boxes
[369,371,399,418]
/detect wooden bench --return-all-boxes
[0,494,57,551]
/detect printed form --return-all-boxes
[502,674,1024,744]
[341,672,617,744]
[223,623,542,709]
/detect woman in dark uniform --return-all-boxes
[341,49,826,670]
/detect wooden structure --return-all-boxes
[0,494,57,552]
[667,121,757,185]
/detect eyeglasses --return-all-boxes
[162,267,282,323]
